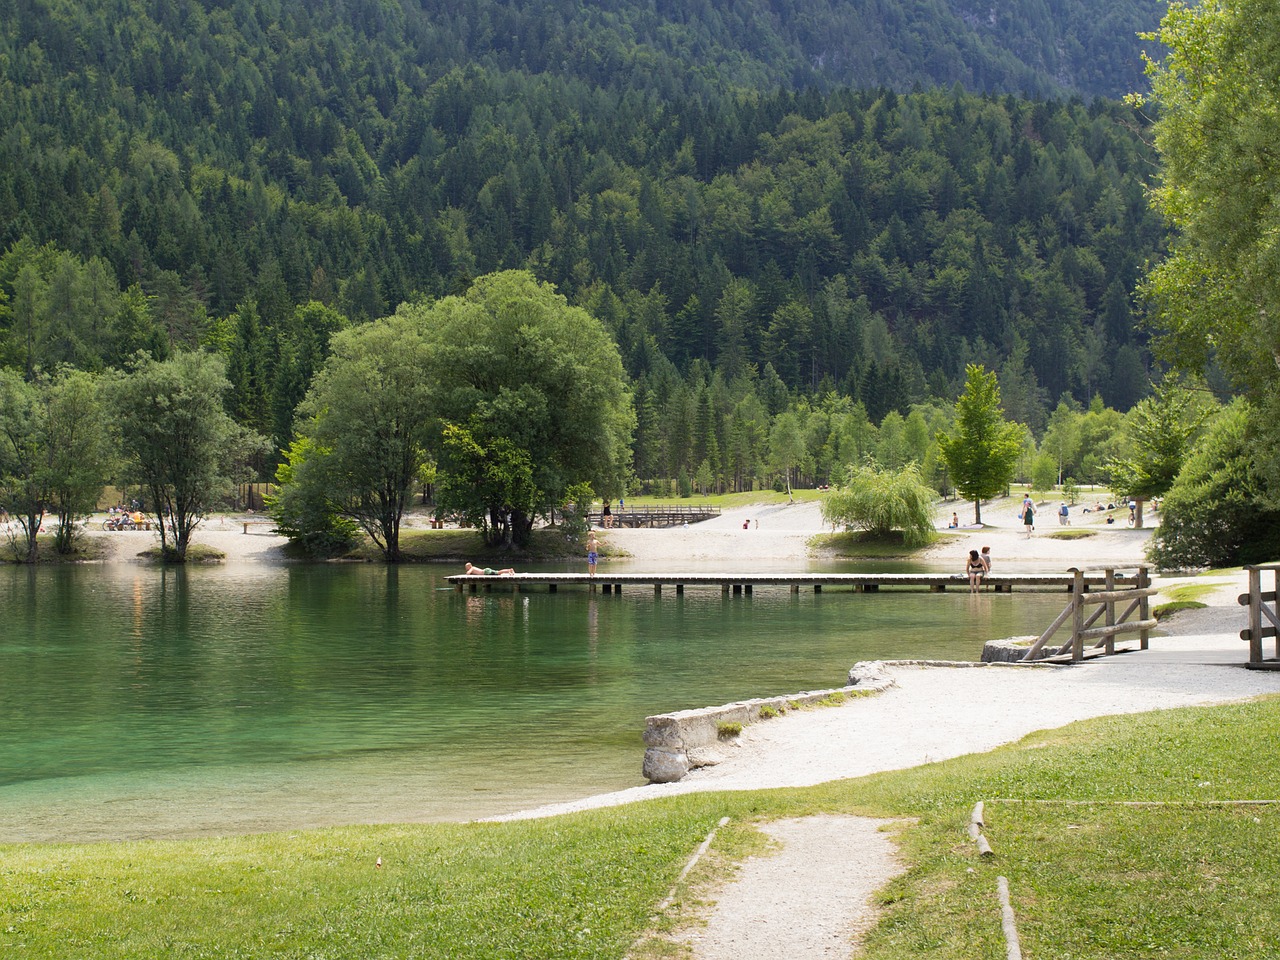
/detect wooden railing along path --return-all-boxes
[1018,566,1156,662]
[590,503,721,528]
[1239,562,1280,669]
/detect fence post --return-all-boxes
[1248,565,1263,665]
[1273,567,1280,661]
[1137,565,1150,650]
[1071,568,1085,662]
[1104,567,1116,655]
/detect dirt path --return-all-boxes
[666,816,905,960]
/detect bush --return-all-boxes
[1148,400,1280,569]
[821,459,937,547]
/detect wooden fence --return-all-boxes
[1238,563,1280,669]
[1020,567,1156,662]
[590,503,721,528]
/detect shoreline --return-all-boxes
[15,495,1278,837]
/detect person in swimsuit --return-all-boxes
[966,549,986,592]
[586,531,600,576]
[464,562,515,576]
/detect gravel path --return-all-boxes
[670,816,905,959]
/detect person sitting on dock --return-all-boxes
[464,562,515,576]
[966,549,986,592]
[980,545,991,573]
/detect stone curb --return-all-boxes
[641,665,897,784]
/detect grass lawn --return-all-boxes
[6,696,1280,958]
[0,532,112,563]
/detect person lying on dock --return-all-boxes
[464,562,516,576]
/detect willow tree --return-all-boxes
[937,364,1023,524]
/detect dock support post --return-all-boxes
[930,584,945,592]
[722,584,730,595]
[603,583,612,594]
[814,583,822,593]
[615,583,622,594]
[745,584,752,595]
[676,583,684,595]
[791,583,799,594]
[549,583,557,593]
[732,584,742,595]
[654,583,662,595]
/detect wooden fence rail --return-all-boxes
[1021,567,1155,662]
[1238,562,1280,669]
[590,503,722,528]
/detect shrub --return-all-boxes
[1148,400,1280,568]
[716,721,743,738]
[822,459,937,547]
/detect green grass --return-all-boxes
[345,526,587,564]
[1043,528,1098,540]
[0,533,112,564]
[1153,599,1208,620]
[812,529,934,558]
[7,697,1280,958]
[135,542,227,563]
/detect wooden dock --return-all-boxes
[446,572,1135,594]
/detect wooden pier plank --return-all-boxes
[448,572,1137,593]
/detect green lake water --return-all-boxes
[0,562,1066,842]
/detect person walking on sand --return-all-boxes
[586,531,600,577]
[1059,502,1070,526]
[1020,500,1035,538]
[966,549,986,592]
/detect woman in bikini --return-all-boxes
[966,549,986,592]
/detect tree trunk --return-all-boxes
[973,499,982,524]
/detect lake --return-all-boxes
[0,561,1066,842]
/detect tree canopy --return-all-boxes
[284,313,435,562]
[1139,0,1280,503]
[406,270,634,547]
[107,351,268,561]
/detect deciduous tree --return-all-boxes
[284,314,434,562]
[108,351,268,562]
[937,364,1023,523]
[405,271,634,547]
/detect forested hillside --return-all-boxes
[0,0,1167,493]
